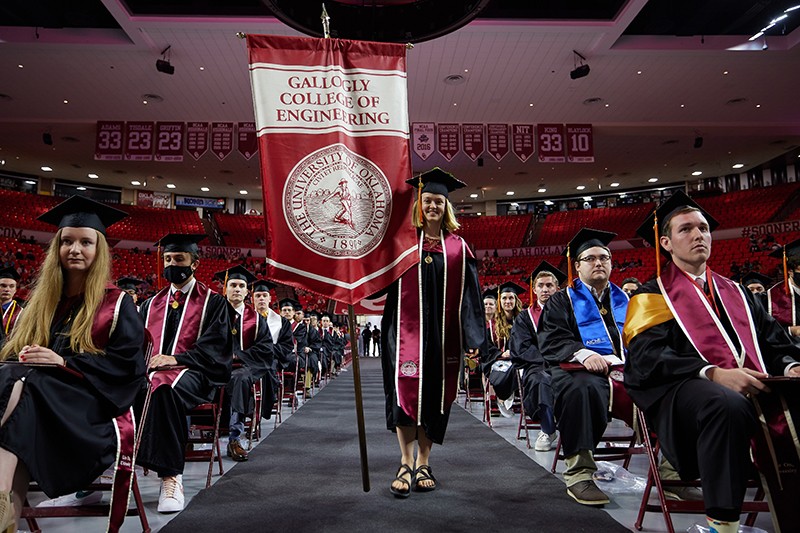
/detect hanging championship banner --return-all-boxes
[511,124,535,162]
[211,122,235,161]
[436,123,460,161]
[123,122,154,161]
[537,123,566,163]
[154,122,185,162]
[566,124,595,163]
[411,122,435,160]
[94,121,124,161]
[247,34,418,304]
[487,123,509,161]
[186,122,209,160]
[461,124,484,161]
[237,122,258,160]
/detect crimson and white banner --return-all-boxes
[487,123,510,161]
[511,124,535,162]
[237,122,258,160]
[437,123,460,161]
[247,34,418,305]
[211,122,235,161]
[461,124,484,161]
[334,293,386,315]
[186,122,209,160]
[537,123,566,163]
[94,121,124,161]
[566,124,594,163]
[411,122,435,160]
[154,122,185,162]
[124,122,154,161]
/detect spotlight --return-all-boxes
[156,45,174,75]
[42,132,53,146]
[694,136,704,149]
[570,50,590,80]
[477,157,484,167]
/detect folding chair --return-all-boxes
[273,370,286,427]
[185,388,225,488]
[244,378,263,450]
[515,369,541,449]
[633,409,768,533]
[463,366,492,427]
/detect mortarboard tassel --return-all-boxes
[222,269,229,297]
[156,243,162,290]
[653,210,661,277]
[416,173,424,226]
[567,248,574,288]
[529,277,534,307]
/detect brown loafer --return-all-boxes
[227,440,249,462]
[567,480,610,506]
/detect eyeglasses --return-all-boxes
[577,255,611,264]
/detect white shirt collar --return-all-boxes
[171,277,196,296]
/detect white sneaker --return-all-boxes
[157,475,184,513]
[534,431,557,452]
[497,397,514,418]
[36,490,103,507]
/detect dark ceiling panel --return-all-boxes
[123,0,272,17]
[0,0,120,29]
[478,0,626,21]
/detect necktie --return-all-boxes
[693,277,706,294]
[170,290,185,309]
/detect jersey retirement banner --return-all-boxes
[247,35,418,305]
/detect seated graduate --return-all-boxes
[319,313,337,377]
[538,228,629,507]
[623,191,800,533]
[137,233,232,513]
[510,261,565,452]
[483,281,525,418]
[740,271,771,296]
[214,265,274,462]
[767,238,800,339]
[116,276,146,306]
[306,311,324,381]
[0,267,23,337]
[0,196,146,530]
[252,280,294,418]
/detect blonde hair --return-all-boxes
[410,198,461,232]
[495,294,522,341]
[1,228,111,360]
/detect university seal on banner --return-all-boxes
[284,143,392,259]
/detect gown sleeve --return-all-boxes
[172,293,233,385]
[236,313,274,380]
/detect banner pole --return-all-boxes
[348,304,370,491]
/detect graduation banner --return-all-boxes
[247,34,418,304]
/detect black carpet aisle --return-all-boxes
[162,359,629,533]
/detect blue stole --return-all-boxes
[567,279,629,356]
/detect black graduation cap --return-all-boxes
[740,272,772,288]
[116,277,145,291]
[405,167,467,197]
[154,233,206,254]
[481,288,498,300]
[320,312,332,321]
[37,195,127,236]
[292,301,304,312]
[635,191,720,249]
[769,237,800,261]
[252,279,277,293]
[523,260,567,287]
[0,267,20,281]
[278,298,298,310]
[498,281,525,296]
[564,228,616,259]
[307,310,320,319]
[213,264,258,285]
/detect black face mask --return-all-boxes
[163,265,194,285]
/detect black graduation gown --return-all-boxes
[320,328,335,370]
[624,279,800,476]
[227,307,274,415]
[262,312,295,419]
[292,321,310,370]
[380,248,485,444]
[306,326,322,375]
[136,289,232,477]
[538,289,621,456]
[0,291,145,497]
[509,308,554,420]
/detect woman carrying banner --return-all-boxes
[0,196,146,531]
[380,168,485,498]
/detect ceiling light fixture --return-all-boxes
[538,188,547,193]
[40,166,52,172]
[167,183,176,189]
[570,50,590,80]
[506,191,514,196]
[691,171,703,176]
[88,173,99,179]
[469,193,478,198]
[648,177,659,183]
[200,187,210,192]
[240,190,248,195]
[732,163,744,169]
[156,45,175,75]
[76,186,87,191]
[610,182,620,187]
[576,185,586,190]
[131,180,141,186]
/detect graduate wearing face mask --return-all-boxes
[137,233,232,514]
[767,238,800,339]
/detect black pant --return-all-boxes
[551,367,609,457]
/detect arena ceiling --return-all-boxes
[1,0,799,207]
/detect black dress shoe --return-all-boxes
[227,440,249,462]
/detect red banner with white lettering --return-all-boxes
[154,122,185,162]
[124,122,154,161]
[566,124,595,163]
[437,123,460,161]
[247,34,418,305]
[186,122,209,160]
[237,122,258,160]
[211,122,235,161]
[487,123,509,161]
[411,122,435,160]
[334,293,386,315]
[511,124,535,162]
[461,124,484,161]
[537,123,566,163]
[95,121,124,161]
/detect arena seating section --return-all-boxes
[1,184,799,306]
